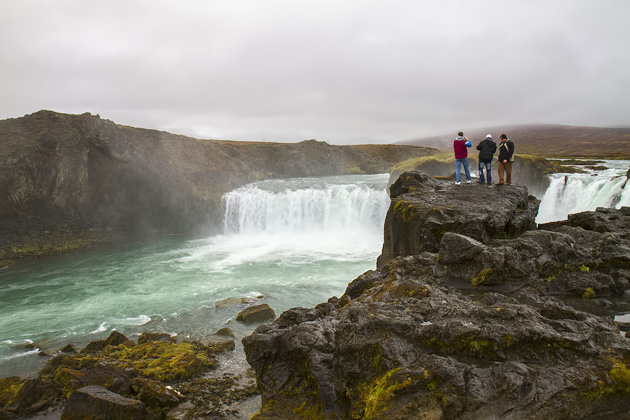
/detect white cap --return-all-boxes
[486,134,492,138]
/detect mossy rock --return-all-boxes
[0,376,23,408]
[107,341,217,382]
[0,376,60,415]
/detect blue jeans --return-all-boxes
[478,161,492,184]
[455,158,471,183]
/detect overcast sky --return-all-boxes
[1,1,628,144]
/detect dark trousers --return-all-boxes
[498,161,512,185]
[478,161,492,184]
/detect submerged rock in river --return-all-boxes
[243,171,630,420]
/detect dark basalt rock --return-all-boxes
[137,332,175,345]
[236,304,276,324]
[61,385,145,420]
[378,171,539,267]
[243,172,630,420]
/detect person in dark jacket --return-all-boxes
[497,134,515,185]
[476,134,497,185]
[453,131,472,185]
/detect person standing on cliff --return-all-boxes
[453,131,472,185]
[476,134,497,185]
[497,134,515,185]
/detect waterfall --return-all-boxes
[222,174,390,235]
[537,161,630,224]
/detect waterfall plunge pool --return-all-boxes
[0,174,390,377]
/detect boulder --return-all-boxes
[0,377,59,417]
[61,385,145,420]
[80,340,106,354]
[60,344,77,353]
[236,304,276,324]
[215,296,260,309]
[203,335,236,353]
[137,332,175,345]
[104,331,130,347]
[215,327,235,337]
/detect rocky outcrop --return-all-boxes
[243,172,630,419]
[378,171,539,267]
[0,110,437,260]
[0,330,257,419]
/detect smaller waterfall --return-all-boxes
[537,161,630,224]
[222,174,390,235]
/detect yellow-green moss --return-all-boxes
[471,268,492,287]
[256,355,324,419]
[0,376,24,408]
[582,288,595,299]
[108,341,216,381]
[581,359,630,400]
[357,368,413,419]
[401,205,415,222]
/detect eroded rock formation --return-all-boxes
[0,110,437,260]
[243,171,630,419]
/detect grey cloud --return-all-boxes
[1,0,629,144]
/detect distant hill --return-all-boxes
[397,124,630,159]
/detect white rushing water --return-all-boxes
[0,174,390,377]
[536,160,630,224]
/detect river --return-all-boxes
[0,174,389,377]
[1,162,629,378]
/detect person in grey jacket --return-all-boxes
[476,134,497,185]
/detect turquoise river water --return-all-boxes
[0,174,390,377]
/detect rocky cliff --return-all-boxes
[0,110,436,260]
[243,171,630,419]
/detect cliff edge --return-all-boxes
[243,171,630,419]
[0,110,436,260]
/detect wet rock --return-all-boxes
[215,296,261,309]
[80,364,132,396]
[61,385,145,420]
[215,327,235,337]
[137,332,176,345]
[60,344,76,353]
[203,335,236,353]
[104,331,129,347]
[0,376,60,418]
[236,304,276,323]
[80,339,106,354]
[131,377,179,413]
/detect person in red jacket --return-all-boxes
[453,131,472,185]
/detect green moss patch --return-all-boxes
[107,341,217,382]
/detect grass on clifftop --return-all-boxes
[391,152,584,175]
